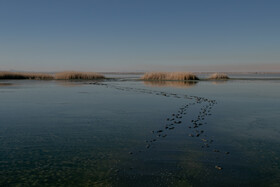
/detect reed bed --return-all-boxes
[55,71,105,80]
[142,72,199,81]
[208,73,229,80]
[0,72,53,80]
[0,71,105,80]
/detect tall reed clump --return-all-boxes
[208,73,229,80]
[0,72,53,80]
[55,71,105,80]
[142,72,199,81]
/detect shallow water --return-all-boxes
[0,77,280,186]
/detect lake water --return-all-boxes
[0,75,280,186]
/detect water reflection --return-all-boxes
[143,81,198,88]
[211,80,229,85]
[0,83,13,86]
[55,80,82,87]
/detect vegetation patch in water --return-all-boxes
[142,72,199,81]
[55,71,105,80]
[208,73,229,80]
[0,72,53,80]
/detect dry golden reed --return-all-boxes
[0,72,53,80]
[208,73,229,80]
[0,71,105,80]
[55,71,105,80]
[142,72,199,81]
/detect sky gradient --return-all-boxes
[0,0,280,72]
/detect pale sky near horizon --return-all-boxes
[0,0,280,72]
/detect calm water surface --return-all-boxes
[0,77,280,186]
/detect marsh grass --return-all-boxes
[208,73,229,80]
[55,71,105,80]
[0,72,53,80]
[0,71,105,80]
[142,72,199,81]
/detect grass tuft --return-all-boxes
[0,72,53,80]
[208,73,229,80]
[54,71,105,80]
[142,72,199,81]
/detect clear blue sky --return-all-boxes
[0,0,279,72]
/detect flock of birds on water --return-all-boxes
[88,81,230,172]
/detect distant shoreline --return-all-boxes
[1,71,280,81]
[1,71,280,74]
